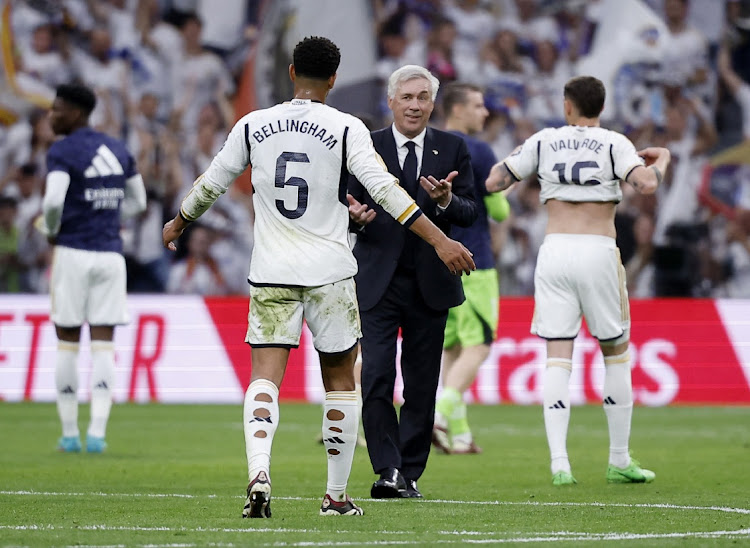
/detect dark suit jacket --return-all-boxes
[349,126,478,312]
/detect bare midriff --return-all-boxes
[544,199,617,238]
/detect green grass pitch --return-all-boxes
[1,402,749,547]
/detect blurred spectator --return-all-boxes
[660,0,712,105]
[625,213,656,297]
[480,22,532,122]
[7,164,49,293]
[717,41,750,142]
[20,23,71,88]
[443,0,496,80]
[526,39,570,127]
[28,108,56,174]
[71,27,130,138]
[166,224,228,295]
[0,196,21,293]
[552,0,598,64]
[170,13,235,137]
[425,17,458,86]
[507,0,558,56]
[375,12,410,84]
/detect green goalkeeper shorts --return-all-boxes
[444,268,499,349]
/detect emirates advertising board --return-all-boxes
[1,296,748,406]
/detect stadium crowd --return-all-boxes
[1,0,749,298]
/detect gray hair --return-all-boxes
[387,65,440,101]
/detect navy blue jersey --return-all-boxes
[448,131,497,270]
[47,127,137,253]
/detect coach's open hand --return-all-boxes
[420,170,455,207]
[162,216,190,251]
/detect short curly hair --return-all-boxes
[293,36,340,80]
[56,84,97,115]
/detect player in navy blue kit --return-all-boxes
[433,84,510,454]
[41,84,146,453]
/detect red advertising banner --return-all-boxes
[0,296,748,405]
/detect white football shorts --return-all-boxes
[50,245,129,327]
[531,234,630,341]
[246,277,361,353]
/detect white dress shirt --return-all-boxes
[392,125,426,175]
[391,124,451,210]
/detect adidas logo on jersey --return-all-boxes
[84,145,124,178]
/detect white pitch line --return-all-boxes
[2,491,750,517]
[9,527,748,548]
[0,491,216,499]
[1,524,749,540]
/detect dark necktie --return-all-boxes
[403,141,418,197]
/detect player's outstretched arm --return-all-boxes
[627,147,671,195]
[485,162,516,194]
[408,215,475,276]
[162,213,190,251]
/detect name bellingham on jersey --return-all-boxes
[251,119,338,150]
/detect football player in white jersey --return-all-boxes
[486,76,671,486]
[162,36,475,518]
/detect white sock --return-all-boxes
[323,391,358,501]
[603,351,633,469]
[55,341,80,438]
[88,341,115,439]
[244,379,279,482]
[543,359,572,474]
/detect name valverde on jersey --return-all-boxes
[504,125,644,204]
[180,99,421,287]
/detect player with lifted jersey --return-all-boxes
[162,36,474,519]
[41,84,146,454]
[486,76,671,486]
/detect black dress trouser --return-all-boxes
[360,269,449,481]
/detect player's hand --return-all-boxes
[420,171,455,208]
[637,147,670,167]
[435,237,475,276]
[347,194,376,226]
[162,217,187,251]
[486,162,514,193]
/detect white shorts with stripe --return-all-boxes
[246,277,361,353]
[50,245,128,327]
[531,234,630,341]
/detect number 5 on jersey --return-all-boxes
[275,152,309,219]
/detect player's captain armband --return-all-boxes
[396,203,420,225]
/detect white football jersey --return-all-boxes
[180,99,419,286]
[504,125,644,204]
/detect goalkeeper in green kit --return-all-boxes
[432,83,511,454]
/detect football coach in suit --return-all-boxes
[347,65,478,499]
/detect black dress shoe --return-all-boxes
[371,467,406,499]
[401,479,422,498]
